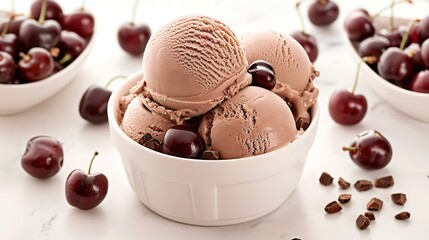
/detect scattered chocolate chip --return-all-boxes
[138,133,153,145]
[356,214,370,230]
[201,150,220,160]
[364,212,376,221]
[391,193,407,205]
[338,177,350,189]
[354,179,373,191]
[338,194,352,204]
[395,211,411,220]
[324,201,342,213]
[367,197,383,211]
[142,139,160,151]
[375,175,394,188]
[319,172,334,186]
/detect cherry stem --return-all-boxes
[88,151,99,175]
[59,53,72,65]
[390,0,395,31]
[342,146,357,152]
[1,17,11,36]
[105,75,127,89]
[352,56,377,94]
[370,0,413,21]
[19,52,30,62]
[399,19,420,50]
[38,0,47,24]
[295,0,311,34]
[131,0,139,24]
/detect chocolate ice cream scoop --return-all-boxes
[140,15,252,124]
[199,86,298,159]
[242,31,319,129]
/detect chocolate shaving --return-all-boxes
[391,193,407,205]
[367,197,383,211]
[319,172,334,186]
[356,214,370,230]
[364,212,375,221]
[395,211,411,220]
[338,194,352,204]
[338,177,350,189]
[138,133,153,145]
[324,201,342,214]
[375,175,394,188]
[354,179,373,192]
[296,116,310,130]
[138,133,160,151]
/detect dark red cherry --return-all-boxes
[421,39,429,69]
[0,33,18,58]
[291,31,318,62]
[62,10,94,39]
[358,36,390,65]
[0,51,16,84]
[343,130,392,170]
[118,23,151,56]
[248,60,276,90]
[79,85,112,124]
[377,28,403,47]
[0,16,27,37]
[18,47,54,82]
[409,70,429,93]
[404,43,425,71]
[21,136,64,179]
[19,19,61,51]
[329,89,367,125]
[161,125,206,159]
[30,0,64,23]
[65,152,108,210]
[420,16,429,43]
[308,0,339,26]
[378,47,415,84]
[344,9,374,41]
[56,30,86,64]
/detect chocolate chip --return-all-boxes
[201,150,220,160]
[375,175,394,188]
[367,197,383,211]
[138,133,153,145]
[319,172,334,186]
[354,179,373,191]
[338,194,352,204]
[142,139,160,151]
[391,193,407,205]
[338,177,350,189]
[296,117,310,130]
[324,201,342,214]
[356,214,371,230]
[395,211,411,220]
[364,212,376,221]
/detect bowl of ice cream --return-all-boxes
[108,15,319,226]
[345,15,429,122]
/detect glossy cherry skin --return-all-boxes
[21,136,64,179]
[378,47,415,84]
[62,10,94,39]
[0,33,18,57]
[329,89,367,125]
[420,16,429,43]
[291,31,318,62]
[344,130,392,170]
[0,52,16,84]
[377,28,403,47]
[404,43,425,71]
[56,30,86,62]
[0,16,27,36]
[18,47,54,82]
[409,70,429,93]
[308,0,339,26]
[421,39,429,69]
[19,19,61,51]
[79,85,112,124]
[344,9,375,41]
[248,60,276,90]
[65,169,108,210]
[118,23,151,56]
[161,125,206,159]
[358,36,390,68]
[30,0,64,23]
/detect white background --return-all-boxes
[1,0,429,239]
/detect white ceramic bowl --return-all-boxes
[108,71,319,226]
[345,16,429,122]
[0,36,93,115]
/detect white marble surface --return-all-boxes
[1,0,429,239]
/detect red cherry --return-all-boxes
[21,136,64,179]
[343,130,392,170]
[308,0,339,26]
[377,47,415,85]
[329,90,367,125]
[420,16,429,43]
[0,51,16,84]
[62,10,94,39]
[118,23,151,56]
[291,31,318,62]
[0,16,27,36]
[19,19,61,52]
[248,60,276,90]
[79,85,112,124]
[30,0,64,23]
[161,125,206,159]
[421,39,429,69]
[409,70,429,93]
[65,152,108,210]
[344,9,374,41]
[18,47,54,82]
[55,30,86,65]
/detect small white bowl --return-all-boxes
[0,37,93,115]
[108,71,319,226]
[345,16,429,122]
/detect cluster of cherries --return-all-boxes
[21,136,108,210]
[344,2,429,93]
[291,0,340,63]
[0,0,94,84]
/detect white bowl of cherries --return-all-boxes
[344,8,429,122]
[0,0,94,115]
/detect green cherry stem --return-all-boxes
[342,146,357,152]
[370,0,413,21]
[88,151,99,175]
[399,18,420,50]
[131,0,139,24]
[352,56,377,94]
[390,0,395,30]
[295,0,311,34]
[59,53,73,65]
[105,75,127,89]
[1,16,11,36]
[38,0,47,24]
